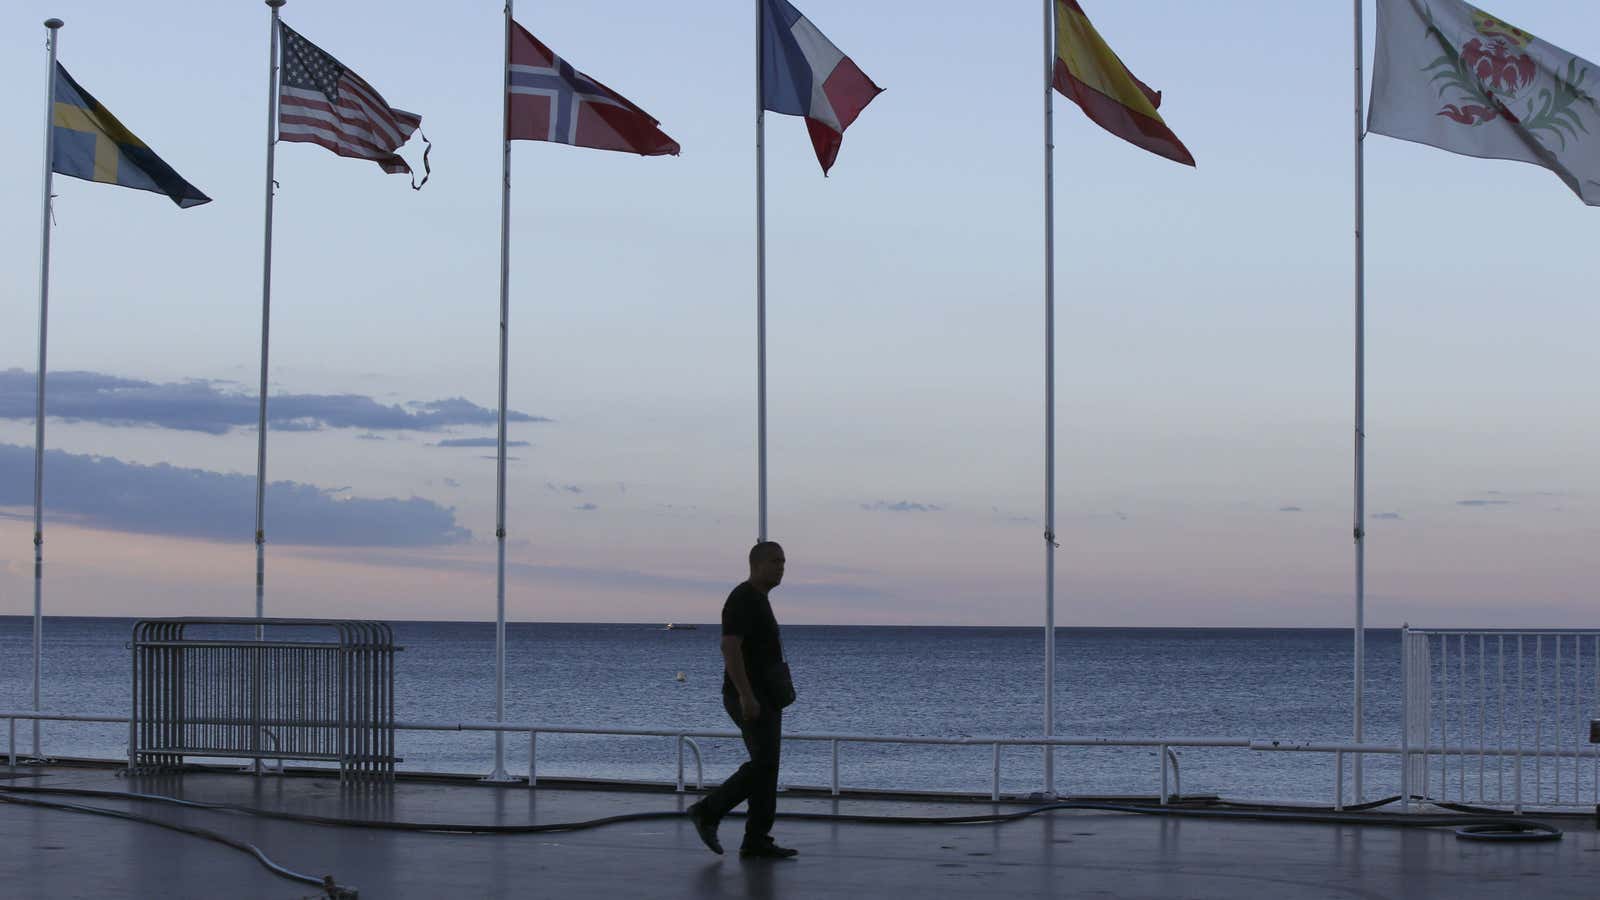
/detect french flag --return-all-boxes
[760,0,883,174]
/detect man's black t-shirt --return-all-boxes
[721,581,783,701]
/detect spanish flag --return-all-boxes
[1053,1,1194,166]
[50,63,210,208]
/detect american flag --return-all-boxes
[277,22,429,186]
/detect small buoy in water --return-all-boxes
[675,671,686,682]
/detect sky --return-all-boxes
[1,0,1597,627]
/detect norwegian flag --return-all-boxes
[506,21,679,156]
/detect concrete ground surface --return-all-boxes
[0,765,1594,898]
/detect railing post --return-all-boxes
[527,730,537,788]
[1441,633,1450,802]
[1159,743,1169,805]
[992,742,1001,802]
[1533,636,1546,804]
[1478,633,1486,805]
[1551,637,1560,804]
[1516,634,1524,814]
[1400,624,1410,812]
[677,735,685,793]
[7,717,14,768]
[1335,749,1345,810]
[1497,634,1506,805]
[830,740,839,796]
[684,737,704,790]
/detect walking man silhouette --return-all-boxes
[687,541,797,858]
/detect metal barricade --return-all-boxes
[1405,626,1600,810]
[130,618,399,784]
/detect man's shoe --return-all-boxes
[686,802,723,855]
[739,840,799,859]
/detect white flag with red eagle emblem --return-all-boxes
[1369,0,1600,205]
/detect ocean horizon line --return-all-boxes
[0,615,1416,633]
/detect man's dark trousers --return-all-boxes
[700,694,782,844]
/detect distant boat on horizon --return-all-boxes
[664,623,699,631]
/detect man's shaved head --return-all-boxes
[747,541,786,592]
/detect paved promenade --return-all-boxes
[0,765,1592,898]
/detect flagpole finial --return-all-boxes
[44,18,63,29]
[265,0,285,8]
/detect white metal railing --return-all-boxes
[0,709,1260,804]
[8,708,1592,811]
[1404,626,1600,811]
[12,628,1600,811]
[392,721,1248,804]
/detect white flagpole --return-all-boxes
[256,0,285,626]
[755,0,769,543]
[1351,0,1368,802]
[488,0,515,783]
[31,17,64,759]
[1041,0,1058,798]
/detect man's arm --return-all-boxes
[721,635,761,722]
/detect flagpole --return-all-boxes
[256,0,285,628]
[1041,0,1057,798]
[31,17,64,759]
[488,0,515,783]
[755,0,769,544]
[1351,0,1368,802]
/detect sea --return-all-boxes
[0,617,1406,803]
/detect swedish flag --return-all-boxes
[51,63,210,208]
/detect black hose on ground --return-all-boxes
[1180,793,1407,813]
[0,789,357,898]
[1452,822,1562,842]
[1165,794,1562,839]
[0,783,1563,842]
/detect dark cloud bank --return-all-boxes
[0,443,468,547]
[861,500,943,513]
[435,438,529,448]
[0,369,546,435]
